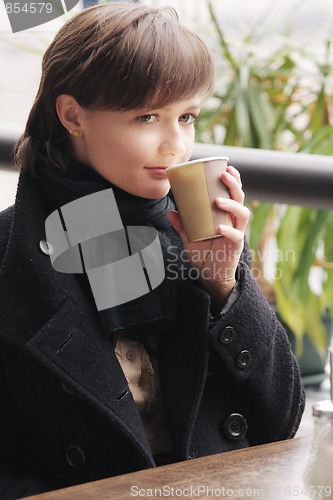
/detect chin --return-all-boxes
[142,184,170,200]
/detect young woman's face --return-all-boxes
[74,97,201,199]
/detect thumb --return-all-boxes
[167,210,188,243]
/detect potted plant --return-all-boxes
[196,1,333,384]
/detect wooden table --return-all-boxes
[26,437,316,499]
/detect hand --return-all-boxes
[168,165,250,311]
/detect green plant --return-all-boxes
[197,1,333,360]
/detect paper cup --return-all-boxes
[166,156,232,242]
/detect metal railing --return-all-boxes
[1,127,333,209]
[193,143,333,210]
[0,126,21,171]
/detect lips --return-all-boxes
[146,166,169,170]
[145,166,170,178]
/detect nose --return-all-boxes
[159,124,187,157]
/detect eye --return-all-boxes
[137,114,159,124]
[179,113,198,124]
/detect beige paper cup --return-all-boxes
[166,156,232,242]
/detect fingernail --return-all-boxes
[218,225,228,235]
[216,197,228,205]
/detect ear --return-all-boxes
[56,95,83,135]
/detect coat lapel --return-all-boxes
[0,171,154,464]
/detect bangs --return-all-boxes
[73,6,216,111]
[133,23,216,110]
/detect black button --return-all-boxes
[218,326,235,344]
[223,413,248,440]
[66,445,86,468]
[62,383,76,395]
[236,350,251,369]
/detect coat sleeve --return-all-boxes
[207,248,305,445]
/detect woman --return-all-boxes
[0,3,304,498]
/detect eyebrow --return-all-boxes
[162,101,201,112]
[130,100,202,116]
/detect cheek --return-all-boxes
[184,133,195,159]
[84,128,121,162]
[122,133,156,162]
[84,125,105,151]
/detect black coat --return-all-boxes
[0,171,305,499]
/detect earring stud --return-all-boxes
[69,129,81,137]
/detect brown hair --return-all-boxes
[14,2,216,172]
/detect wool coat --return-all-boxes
[0,171,305,499]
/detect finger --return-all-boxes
[217,224,245,246]
[215,197,250,232]
[220,170,245,204]
[167,210,188,242]
[226,165,242,187]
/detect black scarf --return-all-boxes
[36,157,185,341]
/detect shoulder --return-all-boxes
[0,205,14,264]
